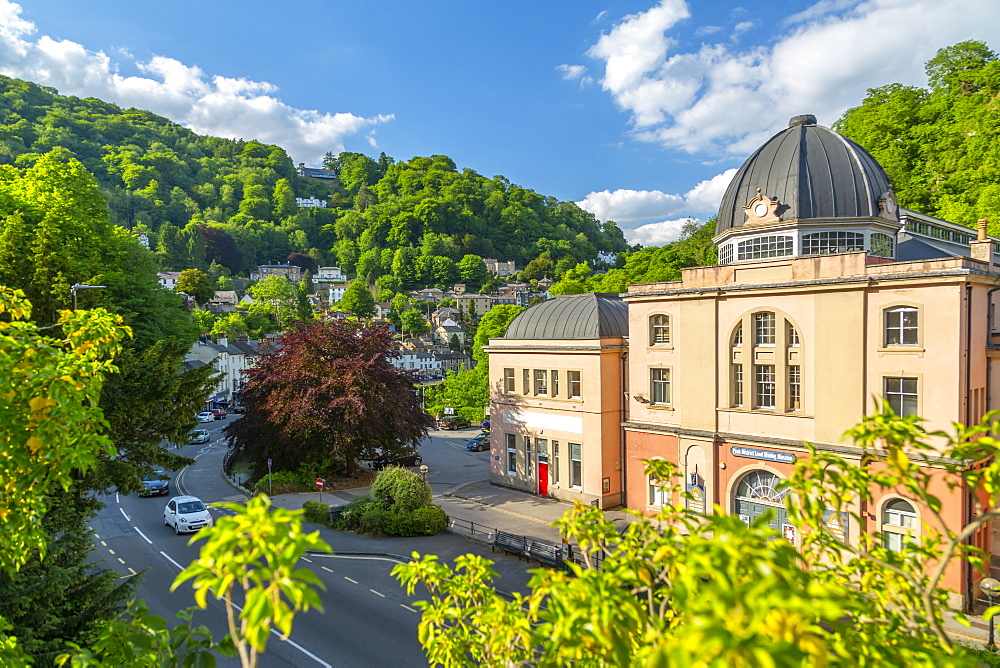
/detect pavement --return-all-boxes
[208,448,997,650]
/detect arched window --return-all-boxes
[732,324,743,347]
[649,314,670,345]
[734,470,788,530]
[786,321,800,346]
[881,497,917,552]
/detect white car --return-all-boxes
[163,495,214,534]
[196,411,214,423]
[190,429,210,444]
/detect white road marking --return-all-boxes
[159,551,185,571]
[100,541,107,547]
[302,557,312,563]
[117,558,125,565]
[119,508,131,521]
[272,631,332,668]
[401,604,418,613]
[321,566,334,573]
[313,553,407,565]
[344,577,358,584]
[134,527,153,545]
[370,589,385,598]
[115,492,119,504]
[108,549,115,555]
[128,567,137,576]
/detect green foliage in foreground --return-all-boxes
[394,408,1000,666]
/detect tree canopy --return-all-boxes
[225,319,431,476]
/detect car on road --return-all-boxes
[163,495,214,534]
[140,471,170,497]
[212,408,227,420]
[230,405,245,414]
[480,418,490,432]
[466,433,489,452]
[438,416,470,430]
[371,447,423,470]
[190,429,210,444]
[196,411,214,423]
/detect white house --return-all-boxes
[295,197,327,208]
[157,271,182,290]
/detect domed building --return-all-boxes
[485,293,628,504]
[487,115,1000,610]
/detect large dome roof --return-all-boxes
[503,293,628,340]
[716,114,893,236]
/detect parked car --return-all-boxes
[190,429,210,444]
[140,471,170,497]
[212,408,227,420]
[371,447,423,470]
[438,416,470,430]
[163,495,214,534]
[481,418,490,432]
[466,433,489,452]
[196,411,214,423]
[230,405,246,414]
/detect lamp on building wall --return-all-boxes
[633,394,649,404]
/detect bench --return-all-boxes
[492,531,526,559]
[526,539,562,568]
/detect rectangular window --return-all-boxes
[522,369,530,395]
[650,368,671,405]
[754,312,775,345]
[885,377,918,416]
[568,371,581,399]
[503,368,515,394]
[754,364,776,409]
[551,370,559,398]
[732,364,744,407]
[552,441,560,484]
[788,365,801,411]
[536,438,548,459]
[534,369,548,396]
[648,475,669,506]
[650,314,670,345]
[569,443,582,488]
[505,433,517,475]
[885,307,918,346]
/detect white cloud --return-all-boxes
[576,167,735,245]
[557,64,588,80]
[627,217,700,246]
[0,1,390,164]
[588,0,1000,157]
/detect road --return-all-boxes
[89,416,454,667]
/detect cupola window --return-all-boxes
[737,235,793,261]
[801,231,864,255]
[870,232,895,258]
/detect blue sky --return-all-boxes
[3,0,998,245]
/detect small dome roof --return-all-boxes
[503,293,628,340]
[716,114,893,235]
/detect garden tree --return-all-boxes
[340,278,376,318]
[247,274,296,330]
[217,274,235,291]
[212,311,250,339]
[225,319,431,476]
[286,251,318,273]
[175,268,215,305]
[449,333,461,351]
[199,224,243,273]
[294,274,314,322]
[395,407,1000,666]
[193,307,215,333]
[400,308,429,337]
[548,262,590,295]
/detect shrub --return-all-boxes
[358,505,393,535]
[253,470,310,494]
[302,500,331,526]
[389,505,448,536]
[339,494,377,531]
[370,466,432,512]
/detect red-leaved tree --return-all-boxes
[225,319,430,476]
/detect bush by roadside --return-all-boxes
[332,468,447,537]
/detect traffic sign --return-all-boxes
[316,478,325,490]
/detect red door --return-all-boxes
[538,462,549,496]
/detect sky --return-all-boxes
[1,0,998,246]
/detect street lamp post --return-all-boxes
[419,465,429,483]
[70,283,106,310]
[981,577,1000,650]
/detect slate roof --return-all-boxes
[716,114,893,235]
[503,293,628,340]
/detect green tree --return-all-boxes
[175,268,214,304]
[247,275,296,330]
[340,279,376,318]
[400,308,429,336]
[272,178,297,220]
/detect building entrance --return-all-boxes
[734,469,788,531]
